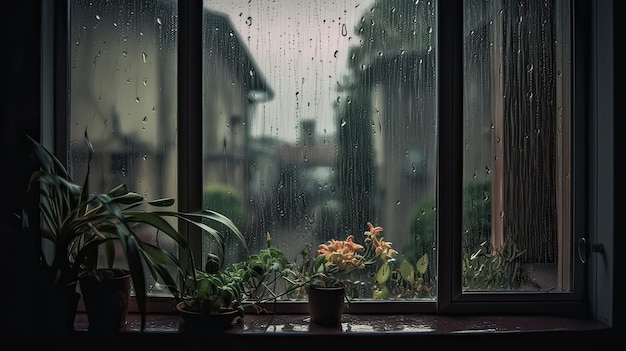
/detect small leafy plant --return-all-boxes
[177,233,293,315]
[372,252,434,299]
[462,236,527,290]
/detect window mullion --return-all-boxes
[178,0,204,264]
[437,0,464,312]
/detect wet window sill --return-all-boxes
[69,312,615,349]
[75,312,609,335]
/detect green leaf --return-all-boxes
[147,198,176,207]
[399,259,415,283]
[373,285,389,299]
[376,261,391,284]
[417,253,429,276]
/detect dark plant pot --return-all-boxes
[79,268,131,332]
[40,281,81,337]
[306,285,346,327]
[176,301,243,332]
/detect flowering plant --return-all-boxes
[305,222,398,294]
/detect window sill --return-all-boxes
[68,312,615,349]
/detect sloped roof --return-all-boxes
[204,9,274,102]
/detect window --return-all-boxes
[56,0,612,321]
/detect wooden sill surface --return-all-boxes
[12,313,615,350]
[75,312,610,335]
[73,312,613,339]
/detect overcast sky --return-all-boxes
[204,0,375,143]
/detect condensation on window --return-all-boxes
[462,0,572,293]
[201,0,438,300]
[68,0,178,295]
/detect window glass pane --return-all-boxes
[69,0,178,295]
[462,0,571,292]
[202,0,437,300]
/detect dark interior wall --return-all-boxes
[0,0,620,349]
[1,0,42,343]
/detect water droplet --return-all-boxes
[396,200,401,206]
[340,118,347,127]
[142,116,148,123]
[135,97,140,103]
[334,50,339,58]
[246,17,253,26]
[95,14,101,20]
[122,51,128,57]
[341,23,347,36]
[156,17,162,25]
[142,52,147,63]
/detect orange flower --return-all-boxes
[365,222,397,262]
[365,222,384,240]
[312,221,398,289]
[375,239,398,261]
[318,235,365,271]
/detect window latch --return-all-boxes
[577,237,605,264]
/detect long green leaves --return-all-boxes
[25,129,251,332]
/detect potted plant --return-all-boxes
[22,129,244,332]
[288,221,398,327]
[175,232,293,331]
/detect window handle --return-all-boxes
[578,237,605,264]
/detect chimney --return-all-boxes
[300,119,316,147]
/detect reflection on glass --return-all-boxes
[202,0,438,300]
[69,0,178,295]
[462,0,571,292]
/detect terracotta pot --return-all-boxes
[305,285,346,327]
[176,301,244,332]
[79,268,131,332]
